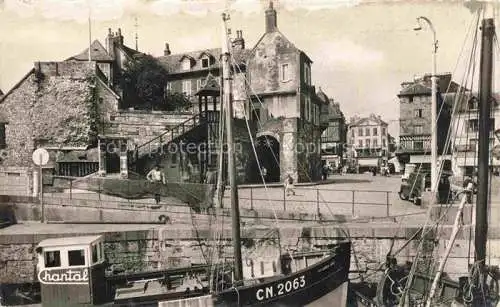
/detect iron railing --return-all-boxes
[40,178,396,219]
[130,110,219,164]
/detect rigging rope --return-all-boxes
[229,54,293,266]
[398,9,482,304]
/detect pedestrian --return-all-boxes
[322,165,328,180]
[463,175,476,204]
[284,174,296,196]
[205,167,219,209]
[146,164,166,205]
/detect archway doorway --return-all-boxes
[254,135,280,183]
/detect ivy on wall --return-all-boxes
[85,74,99,147]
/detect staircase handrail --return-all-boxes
[133,111,203,156]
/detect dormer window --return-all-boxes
[182,58,191,71]
[202,57,209,68]
[198,52,215,69]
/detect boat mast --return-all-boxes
[475,17,494,274]
[221,12,243,282]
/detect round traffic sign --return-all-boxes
[32,148,49,166]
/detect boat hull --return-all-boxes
[116,241,351,307]
[215,242,350,306]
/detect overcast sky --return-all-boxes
[0,0,499,138]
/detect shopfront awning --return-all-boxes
[358,158,379,167]
[410,155,431,164]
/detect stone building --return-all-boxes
[0,61,120,193]
[245,2,328,182]
[451,93,500,177]
[347,114,390,173]
[130,1,329,183]
[0,0,331,193]
[396,73,459,171]
[320,95,346,169]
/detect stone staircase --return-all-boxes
[128,110,219,171]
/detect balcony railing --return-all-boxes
[398,135,431,153]
[355,148,386,158]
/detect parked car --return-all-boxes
[399,171,452,205]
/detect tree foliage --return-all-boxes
[121,54,191,111]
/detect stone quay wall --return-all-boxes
[0,224,484,285]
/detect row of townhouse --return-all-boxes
[395,72,500,177]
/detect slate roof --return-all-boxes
[349,114,388,127]
[327,102,344,119]
[67,40,113,62]
[157,48,250,74]
[316,87,329,104]
[120,44,142,59]
[398,73,461,96]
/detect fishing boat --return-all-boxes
[350,7,500,307]
[31,11,352,307]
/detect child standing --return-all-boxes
[284,174,296,196]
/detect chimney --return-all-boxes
[265,1,277,33]
[105,28,114,55]
[117,28,124,45]
[232,30,245,50]
[164,43,171,56]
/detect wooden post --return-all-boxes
[135,145,139,173]
[250,187,253,210]
[316,189,320,215]
[425,194,468,307]
[474,18,494,273]
[70,180,73,200]
[283,188,286,211]
[222,12,243,283]
[386,191,390,216]
[40,164,44,223]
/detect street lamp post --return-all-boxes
[414,16,439,197]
